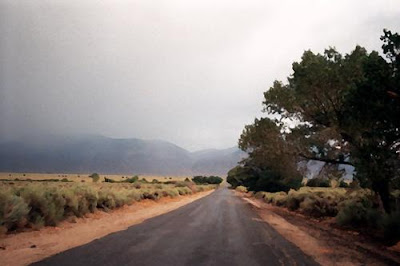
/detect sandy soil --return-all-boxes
[0,190,214,266]
[239,193,400,266]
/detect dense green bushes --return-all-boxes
[227,166,302,192]
[192,175,223,185]
[0,181,215,234]
[305,178,331,188]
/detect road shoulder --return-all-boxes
[238,192,400,266]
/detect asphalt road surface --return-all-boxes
[34,188,317,266]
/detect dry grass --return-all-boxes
[0,172,191,183]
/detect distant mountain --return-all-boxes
[191,147,246,176]
[0,135,246,176]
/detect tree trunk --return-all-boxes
[374,181,391,213]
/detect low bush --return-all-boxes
[235,186,247,193]
[306,178,331,188]
[89,173,100,182]
[0,181,216,233]
[0,190,29,231]
[176,187,192,195]
[104,177,116,183]
[336,198,381,228]
[339,180,349,188]
[253,186,400,244]
[123,176,139,183]
[286,191,309,211]
[299,196,338,217]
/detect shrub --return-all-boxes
[62,189,79,216]
[19,187,68,227]
[0,180,211,232]
[192,176,223,185]
[142,192,160,200]
[254,191,266,199]
[164,188,179,197]
[174,181,189,188]
[272,192,288,206]
[336,199,381,228]
[89,173,100,182]
[104,177,116,183]
[97,191,116,210]
[299,196,338,217]
[235,186,248,193]
[61,178,69,182]
[155,184,164,189]
[252,186,400,245]
[176,187,192,195]
[73,186,98,216]
[0,191,29,232]
[124,176,139,183]
[306,178,331,188]
[286,191,309,211]
[339,180,349,188]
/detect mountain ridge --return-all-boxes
[0,135,246,176]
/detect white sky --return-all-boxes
[1,0,399,150]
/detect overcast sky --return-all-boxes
[1,0,399,151]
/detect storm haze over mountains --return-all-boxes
[0,135,246,176]
[1,1,399,151]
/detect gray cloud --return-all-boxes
[1,0,400,150]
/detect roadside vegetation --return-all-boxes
[229,30,400,245]
[0,179,216,234]
[192,175,223,185]
[249,187,400,245]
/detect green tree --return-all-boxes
[257,30,400,212]
[234,117,302,192]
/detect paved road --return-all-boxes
[34,188,317,266]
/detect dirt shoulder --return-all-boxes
[238,192,400,266]
[0,190,214,266]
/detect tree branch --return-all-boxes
[298,153,354,166]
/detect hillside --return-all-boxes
[0,135,246,176]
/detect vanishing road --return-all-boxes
[35,188,317,266]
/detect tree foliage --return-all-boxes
[192,175,223,185]
[230,30,400,212]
